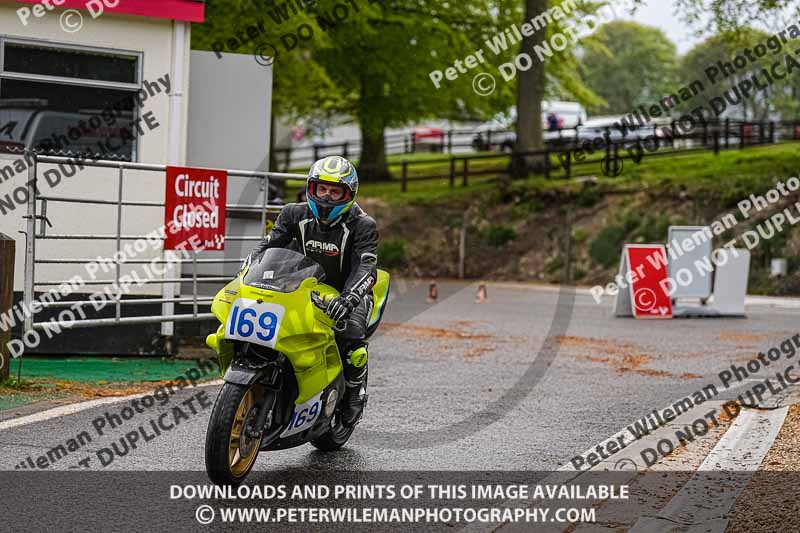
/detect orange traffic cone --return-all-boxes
[427,282,438,303]
[476,283,488,303]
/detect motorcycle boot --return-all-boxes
[341,344,368,426]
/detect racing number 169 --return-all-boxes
[228,305,278,342]
[289,402,320,430]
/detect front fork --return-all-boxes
[221,345,287,440]
[247,358,284,438]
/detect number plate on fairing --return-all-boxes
[224,298,285,348]
[280,393,323,438]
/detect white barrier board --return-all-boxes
[667,226,713,300]
[710,248,750,317]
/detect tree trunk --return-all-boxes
[358,75,390,180]
[513,0,549,180]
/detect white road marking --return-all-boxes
[628,407,788,532]
[698,407,788,470]
[0,380,223,432]
[459,379,759,533]
[744,296,800,309]
[558,379,754,472]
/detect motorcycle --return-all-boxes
[204,248,390,485]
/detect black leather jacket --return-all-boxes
[251,202,379,299]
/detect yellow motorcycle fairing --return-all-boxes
[206,269,390,405]
[369,269,390,328]
[206,275,340,404]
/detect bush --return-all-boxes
[589,225,627,268]
[377,239,407,268]
[575,185,602,208]
[632,214,671,243]
[486,225,517,247]
[545,256,564,274]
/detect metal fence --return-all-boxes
[21,152,305,338]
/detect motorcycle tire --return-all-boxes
[205,382,263,486]
[311,373,366,452]
[310,416,357,452]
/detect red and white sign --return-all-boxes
[626,245,673,319]
[164,166,226,251]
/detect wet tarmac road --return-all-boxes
[1,280,797,475]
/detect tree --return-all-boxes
[581,21,678,115]
[672,0,800,121]
[194,0,517,179]
[194,0,605,180]
[679,29,777,121]
[310,0,522,178]
[671,0,800,34]
[515,0,549,163]
[512,0,606,178]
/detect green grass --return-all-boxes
[281,143,800,206]
[0,357,221,411]
[14,356,218,383]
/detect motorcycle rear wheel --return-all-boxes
[311,373,366,451]
[310,413,356,451]
[205,382,264,485]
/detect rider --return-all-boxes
[249,155,378,426]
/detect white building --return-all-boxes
[0,1,202,292]
[0,1,275,353]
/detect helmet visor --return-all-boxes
[309,180,352,203]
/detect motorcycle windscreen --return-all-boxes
[244,248,326,292]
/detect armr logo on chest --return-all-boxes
[305,239,340,257]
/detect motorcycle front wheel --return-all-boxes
[205,382,264,485]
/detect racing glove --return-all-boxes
[326,293,361,323]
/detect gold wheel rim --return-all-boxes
[228,386,262,477]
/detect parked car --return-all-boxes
[471,120,515,152]
[572,116,674,150]
[0,99,135,159]
[471,101,586,152]
[411,126,445,151]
